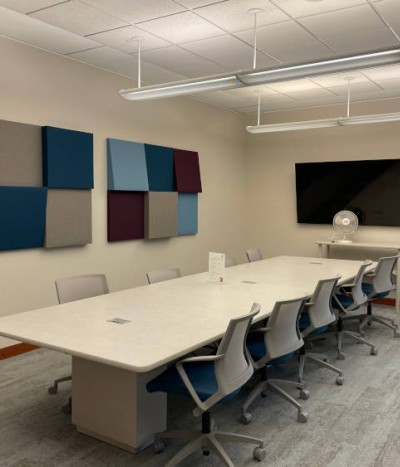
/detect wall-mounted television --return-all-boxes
[295,159,400,226]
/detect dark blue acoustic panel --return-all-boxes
[42,126,93,189]
[0,187,47,251]
[144,144,174,191]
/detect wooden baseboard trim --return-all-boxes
[372,297,395,307]
[0,343,39,360]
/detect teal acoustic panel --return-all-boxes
[144,144,174,191]
[45,190,92,248]
[0,120,43,187]
[0,187,47,251]
[42,126,93,189]
[145,192,177,239]
[107,139,149,191]
[178,193,198,235]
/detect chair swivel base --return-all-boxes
[48,375,72,394]
[358,314,400,338]
[154,428,266,466]
[299,353,344,386]
[241,378,309,424]
[337,330,378,360]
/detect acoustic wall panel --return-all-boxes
[0,187,47,251]
[42,126,94,189]
[174,149,202,193]
[107,139,149,191]
[45,190,92,248]
[108,191,145,241]
[0,120,42,187]
[178,193,198,235]
[145,192,178,239]
[144,144,174,192]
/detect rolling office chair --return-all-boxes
[147,303,266,466]
[246,248,263,263]
[241,296,310,425]
[48,274,109,404]
[332,260,378,359]
[298,277,344,386]
[358,255,399,338]
[147,267,181,284]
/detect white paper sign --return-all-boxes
[209,252,225,283]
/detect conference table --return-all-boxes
[0,256,374,453]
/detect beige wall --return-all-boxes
[244,100,400,261]
[0,37,248,348]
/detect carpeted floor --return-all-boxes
[1,305,400,467]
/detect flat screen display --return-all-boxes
[295,159,400,226]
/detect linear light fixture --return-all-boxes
[119,47,400,102]
[246,113,400,134]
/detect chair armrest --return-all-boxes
[332,293,349,314]
[249,326,272,333]
[179,354,225,364]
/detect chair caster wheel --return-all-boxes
[336,375,344,385]
[337,352,345,360]
[48,386,57,395]
[323,358,330,363]
[202,449,210,456]
[261,390,268,398]
[154,440,164,454]
[299,389,310,400]
[240,412,252,425]
[370,347,378,356]
[297,410,309,423]
[394,331,400,338]
[253,447,266,461]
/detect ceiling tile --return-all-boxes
[88,25,170,52]
[0,0,65,13]
[235,21,325,52]
[30,0,128,36]
[323,81,382,96]
[361,64,400,80]
[298,5,386,38]
[68,46,138,77]
[310,71,369,87]
[322,28,398,54]
[139,46,226,78]
[194,0,290,33]
[138,10,225,43]
[82,0,186,24]
[181,35,277,71]
[373,0,400,25]
[371,78,400,90]
[271,0,368,19]
[267,41,335,64]
[265,79,323,93]
[139,61,187,84]
[191,90,250,109]
[0,5,101,54]
[174,0,227,8]
[227,85,280,98]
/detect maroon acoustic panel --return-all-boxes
[173,149,202,193]
[108,191,144,241]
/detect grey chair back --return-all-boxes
[370,255,398,295]
[55,274,109,304]
[246,249,263,263]
[147,268,181,284]
[225,256,237,268]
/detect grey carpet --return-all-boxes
[1,305,400,467]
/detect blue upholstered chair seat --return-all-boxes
[299,313,328,335]
[247,333,294,364]
[333,293,360,310]
[146,361,240,402]
[362,282,390,299]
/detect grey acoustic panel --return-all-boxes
[0,120,42,186]
[144,192,178,239]
[45,189,92,248]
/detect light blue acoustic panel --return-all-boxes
[42,126,93,189]
[178,193,198,236]
[107,139,149,191]
[144,144,174,191]
[0,187,47,251]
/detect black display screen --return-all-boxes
[295,159,400,226]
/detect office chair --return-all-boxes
[358,255,399,338]
[332,260,378,359]
[241,296,310,425]
[225,255,237,268]
[147,267,181,284]
[147,303,266,466]
[246,248,263,263]
[298,277,344,386]
[48,274,109,404]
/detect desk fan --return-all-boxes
[333,210,358,243]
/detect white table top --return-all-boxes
[0,256,373,373]
[317,240,400,249]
